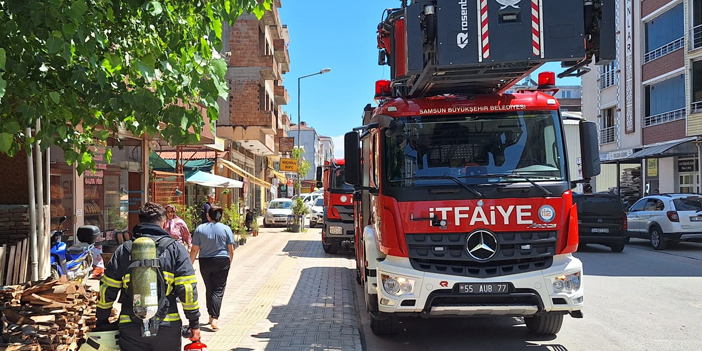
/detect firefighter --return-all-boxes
[95,202,201,351]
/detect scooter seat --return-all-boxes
[66,242,92,256]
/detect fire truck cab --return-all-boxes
[344,0,612,336]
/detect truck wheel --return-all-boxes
[323,242,339,254]
[649,225,667,250]
[609,243,625,252]
[525,313,563,336]
[370,313,395,335]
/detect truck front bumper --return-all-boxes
[371,254,583,317]
[323,221,355,240]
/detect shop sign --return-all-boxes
[280,158,298,172]
[85,146,108,185]
[647,159,658,178]
[608,149,633,161]
[678,159,699,173]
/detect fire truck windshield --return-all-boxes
[331,167,354,192]
[384,111,567,188]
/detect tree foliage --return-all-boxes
[0,0,271,174]
[292,146,310,189]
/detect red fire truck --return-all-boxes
[316,159,355,254]
[344,0,613,336]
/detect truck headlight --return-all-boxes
[552,272,581,293]
[329,226,343,234]
[381,274,415,296]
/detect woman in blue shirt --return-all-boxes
[189,206,234,330]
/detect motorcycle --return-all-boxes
[50,216,101,282]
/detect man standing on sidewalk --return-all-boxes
[95,202,201,350]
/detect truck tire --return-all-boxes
[323,242,339,254]
[649,225,667,250]
[370,313,395,335]
[525,313,563,336]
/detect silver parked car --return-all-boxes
[263,198,293,227]
[626,194,702,250]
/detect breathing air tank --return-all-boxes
[130,237,159,336]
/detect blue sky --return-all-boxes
[278,1,581,157]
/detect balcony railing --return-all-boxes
[599,126,616,145]
[599,70,616,89]
[643,37,684,64]
[691,101,702,114]
[691,24,702,51]
[643,107,686,127]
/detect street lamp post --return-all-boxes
[296,68,331,196]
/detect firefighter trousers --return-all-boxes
[118,322,182,351]
[199,256,230,319]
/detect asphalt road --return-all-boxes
[355,238,702,351]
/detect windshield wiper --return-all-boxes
[398,174,484,198]
[465,172,552,197]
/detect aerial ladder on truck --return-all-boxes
[343,0,612,336]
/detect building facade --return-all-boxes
[290,122,321,182]
[318,136,335,163]
[582,0,702,198]
[216,0,291,210]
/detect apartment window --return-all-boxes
[693,60,702,113]
[599,61,617,89]
[644,3,684,63]
[693,0,702,50]
[258,26,272,56]
[599,107,616,144]
[644,75,686,127]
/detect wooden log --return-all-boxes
[3,309,32,325]
[19,238,28,284]
[22,280,59,296]
[0,244,7,284]
[6,244,16,285]
[12,240,22,284]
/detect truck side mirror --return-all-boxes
[580,121,601,179]
[316,166,322,182]
[344,132,361,187]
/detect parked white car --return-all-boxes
[626,194,702,250]
[263,198,293,227]
[309,197,324,228]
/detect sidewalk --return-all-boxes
[192,226,362,351]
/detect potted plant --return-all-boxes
[251,217,259,237]
[290,197,309,233]
[238,227,248,245]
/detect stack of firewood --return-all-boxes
[0,277,106,351]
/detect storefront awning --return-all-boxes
[268,169,287,183]
[217,159,272,189]
[185,170,243,188]
[607,137,699,163]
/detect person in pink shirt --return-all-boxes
[164,204,192,251]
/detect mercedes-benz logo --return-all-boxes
[466,230,499,261]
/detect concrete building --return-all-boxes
[216,0,291,210]
[289,122,321,184]
[318,136,335,163]
[582,0,702,197]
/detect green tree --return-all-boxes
[292,146,310,191]
[0,0,271,174]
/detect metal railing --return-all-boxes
[643,37,684,63]
[599,70,616,89]
[599,126,616,145]
[691,101,702,114]
[643,107,686,127]
[691,24,702,51]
